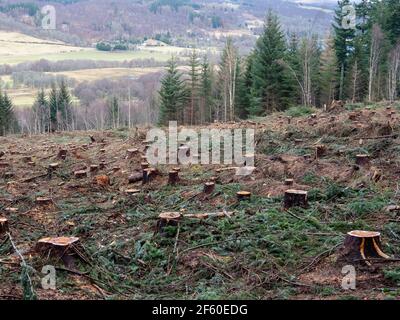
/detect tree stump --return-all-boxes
[315,144,327,158]
[156,212,181,236]
[22,156,32,163]
[356,154,370,166]
[126,148,139,159]
[0,217,9,235]
[285,178,294,186]
[143,168,156,184]
[57,149,67,160]
[342,230,390,266]
[168,170,179,185]
[237,191,251,201]
[284,190,308,209]
[4,172,14,179]
[100,148,106,153]
[90,165,99,173]
[74,170,87,179]
[204,182,216,194]
[36,237,80,268]
[49,163,59,170]
[141,162,150,169]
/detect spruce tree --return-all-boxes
[108,96,120,129]
[158,57,189,125]
[32,89,49,133]
[188,49,200,125]
[250,10,293,115]
[58,81,73,131]
[333,0,356,100]
[49,84,58,132]
[199,56,214,124]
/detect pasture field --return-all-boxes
[49,67,163,83]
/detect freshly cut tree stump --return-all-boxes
[168,170,179,185]
[126,148,139,159]
[143,168,157,184]
[28,161,35,166]
[90,165,99,172]
[356,154,370,166]
[294,139,304,145]
[22,156,32,163]
[342,230,390,265]
[172,167,181,172]
[283,190,308,209]
[99,149,106,153]
[141,162,150,169]
[204,182,216,194]
[36,236,80,267]
[57,149,68,160]
[237,191,251,201]
[315,144,327,158]
[285,178,294,186]
[74,170,87,179]
[36,197,53,205]
[49,163,59,170]
[157,212,182,236]
[0,217,9,235]
[4,172,14,179]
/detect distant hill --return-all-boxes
[0,0,334,50]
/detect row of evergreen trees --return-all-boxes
[159,1,400,125]
[31,81,73,134]
[0,91,18,136]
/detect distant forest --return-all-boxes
[0,0,399,135]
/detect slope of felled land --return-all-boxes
[1,103,400,300]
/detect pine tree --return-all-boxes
[158,57,189,125]
[250,10,293,115]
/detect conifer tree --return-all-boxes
[250,10,293,115]
[158,57,189,125]
[333,0,355,100]
[32,89,49,134]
